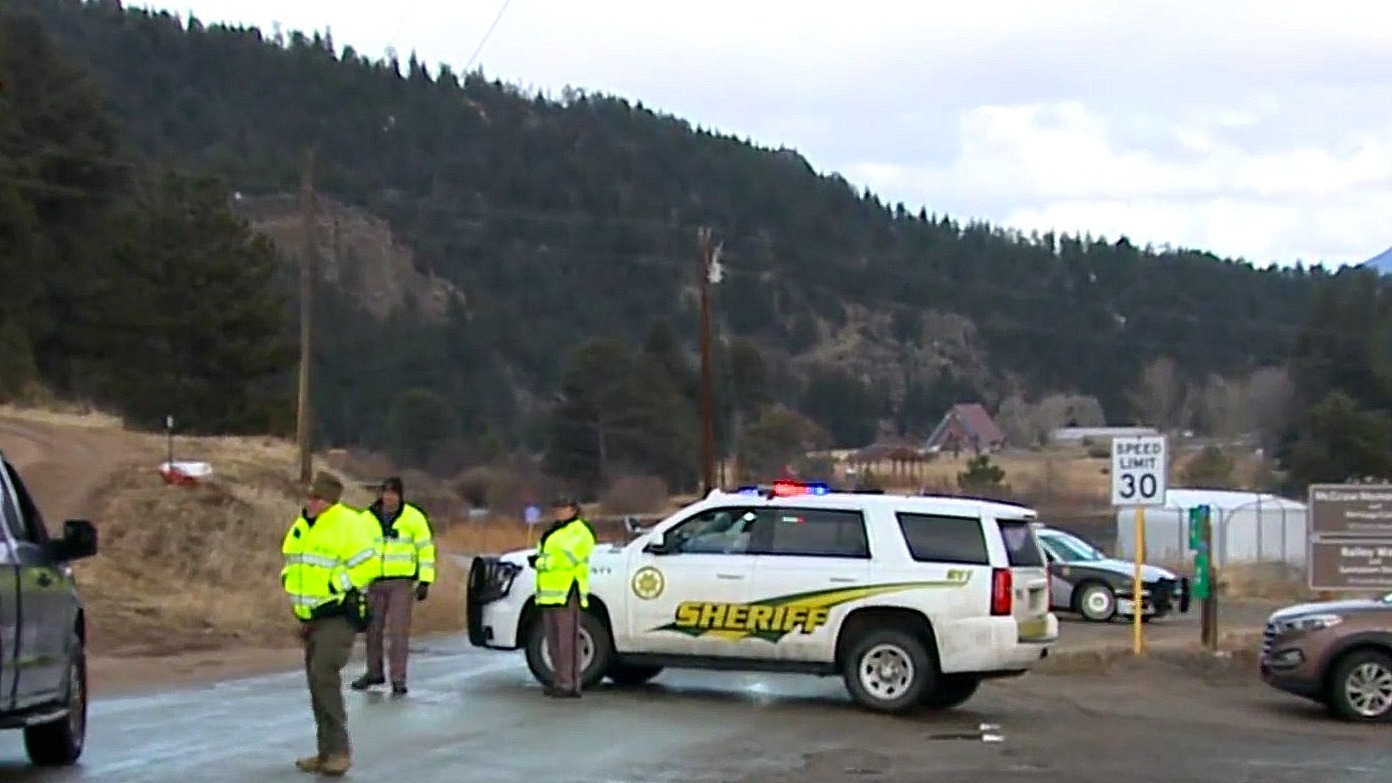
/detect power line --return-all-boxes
[463,0,513,72]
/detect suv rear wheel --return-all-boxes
[25,634,86,766]
[524,610,613,691]
[1327,649,1392,722]
[841,628,934,714]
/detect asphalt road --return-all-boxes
[0,622,1386,783]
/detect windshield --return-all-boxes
[1038,529,1105,562]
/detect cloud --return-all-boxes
[145,0,1392,264]
[843,101,1392,265]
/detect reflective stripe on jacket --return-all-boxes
[363,502,436,584]
[534,517,595,608]
[281,503,378,620]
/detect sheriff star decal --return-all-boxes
[631,566,665,600]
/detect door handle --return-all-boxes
[715,573,744,580]
[36,573,53,587]
[829,577,857,584]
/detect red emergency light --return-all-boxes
[770,480,830,497]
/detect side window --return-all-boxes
[3,463,48,544]
[998,520,1045,566]
[896,513,989,565]
[663,507,758,555]
[760,507,870,559]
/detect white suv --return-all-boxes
[466,482,1058,713]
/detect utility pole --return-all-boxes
[295,146,316,485]
[697,227,717,495]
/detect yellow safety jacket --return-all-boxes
[281,503,378,621]
[363,501,436,584]
[534,516,595,608]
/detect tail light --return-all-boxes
[991,568,1013,616]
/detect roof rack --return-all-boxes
[919,491,1032,508]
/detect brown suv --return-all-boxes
[1259,592,1392,722]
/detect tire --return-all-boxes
[841,628,935,714]
[920,674,980,710]
[25,635,86,766]
[1074,582,1117,622]
[1325,649,1392,723]
[606,663,664,686]
[523,608,614,691]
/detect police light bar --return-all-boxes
[734,481,830,498]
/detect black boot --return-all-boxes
[350,674,384,691]
[390,682,408,697]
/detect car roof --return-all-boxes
[705,489,1036,520]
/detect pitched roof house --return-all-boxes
[924,403,1007,454]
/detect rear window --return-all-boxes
[998,520,1045,566]
[895,513,989,565]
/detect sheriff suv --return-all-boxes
[467,482,1057,714]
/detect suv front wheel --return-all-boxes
[841,628,934,714]
[523,610,613,691]
[25,634,86,766]
[1327,649,1392,722]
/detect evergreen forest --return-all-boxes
[1,0,1387,494]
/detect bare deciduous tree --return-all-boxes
[1129,356,1190,432]
[995,394,1040,447]
[1245,365,1296,453]
[1198,373,1250,441]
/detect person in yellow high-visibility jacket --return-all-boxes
[351,476,436,696]
[527,495,595,698]
[281,471,377,777]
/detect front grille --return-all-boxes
[1261,621,1277,656]
[1152,577,1175,610]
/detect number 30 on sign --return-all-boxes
[1110,435,1168,507]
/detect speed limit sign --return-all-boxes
[1110,435,1168,507]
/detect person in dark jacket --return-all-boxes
[350,476,435,696]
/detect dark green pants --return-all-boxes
[304,616,355,757]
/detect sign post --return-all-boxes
[1111,434,1168,656]
[1307,484,1392,592]
[1188,504,1217,649]
[165,415,175,471]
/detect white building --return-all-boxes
[1051,426,1160,444]
[1113,488,1307,567]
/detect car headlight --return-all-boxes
[1280,613,1343,632]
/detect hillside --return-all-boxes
[1,0,1338,482]
[0,404,467,657]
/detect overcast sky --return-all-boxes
[144,0,1392,268]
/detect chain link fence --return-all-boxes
[1114,492,1308,568]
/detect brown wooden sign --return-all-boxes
[1308,484,1392,536]
[1308,484,1392,590]
[1309,540,1392,590]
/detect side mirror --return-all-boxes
[51,519,97,562]
[642,533,671,555]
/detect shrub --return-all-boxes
[600,475,668,515]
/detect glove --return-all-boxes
[298,623,313,642]
[526,554,539,568]
[415,583,430,602]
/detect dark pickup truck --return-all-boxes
[0,449,98,765]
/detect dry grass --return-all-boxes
[0,401,125,430]
[22,421,468,657]
[439,519,541,555]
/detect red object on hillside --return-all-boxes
[158,460,213,486]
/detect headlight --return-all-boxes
[1280,613,1343,632]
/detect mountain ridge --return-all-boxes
[0,0,1332,462]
